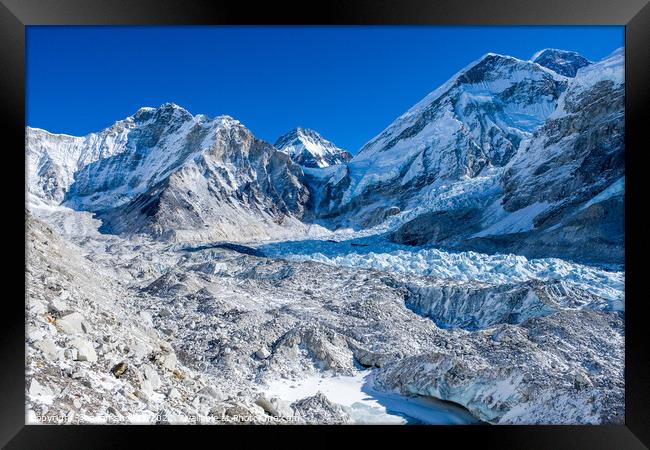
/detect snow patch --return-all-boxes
[264,371,478,424]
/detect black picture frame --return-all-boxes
[2,0,648,447]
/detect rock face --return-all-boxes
[274,127,352,168]
[28,103,312,242]
[313,53,567,228]
[26,124,130,206]
[26,49,623,265]
[531,48,592,77]
[389,48,624,265]
[479,48,624,263]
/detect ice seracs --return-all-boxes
[25,211,624,424]
[274,127,352,168]
[27,49,623,262]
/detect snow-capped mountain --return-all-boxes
[531,48,592,77]
[28,103,312,242]
[26,120,133,205]
[391,48,624,264]
[313,52,568,227]
[24,47,625,426]
[274,127,352,168]
[26,48,624,263]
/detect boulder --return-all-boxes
[196,385,224,402]
[291,392,352,424]
[48,297,69,316]
[573,370,593,391]
[70,338,98,363]
[224,404,256,420]
[129,340,149,359]
[208,404,227,418]
[255,395,294,418]
[28,378,53,399]
[167,387,181,400]
[27,327,47,343]
[34,338,60,361]
[141,364,161,391]
[110,361,128,378]
[255,347,271,359]
[153,350,177,371]
[57,312,89,335]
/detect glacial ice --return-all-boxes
[261,236,624,305]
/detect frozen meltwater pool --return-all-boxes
[264,371,480,425]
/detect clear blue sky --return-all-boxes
[26,26,623,152]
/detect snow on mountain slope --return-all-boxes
[24,47,626,426]
[27,129,85,205]
[65,104,238,211]
[26,120,133,205]
[502,48,623,213]
[28,103,316,242]
[392,48,624,264]
[274,128,352,168]
[314,52,568,228]
[26,48,622,262]
[531,48,592,77]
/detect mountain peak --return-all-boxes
[478,52,517,62]
[131,102,189,123]
[278,127,319,139]
[531,49,591,77]
[275,128,351,169]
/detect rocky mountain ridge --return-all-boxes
[27,48,623,264]
[274,127,352,168]
[27,103,315,242]
[390,48,624,264]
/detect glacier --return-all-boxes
[260,235,623,305]
[25,46,624,426]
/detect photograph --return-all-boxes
[24,25,625,426]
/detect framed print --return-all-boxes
[2,0,648,447]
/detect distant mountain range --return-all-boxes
[26,47,624,264]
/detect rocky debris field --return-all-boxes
[25,211,624,424]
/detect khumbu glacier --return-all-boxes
[26,47,624,425]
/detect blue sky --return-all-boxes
[26,26,623,152]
